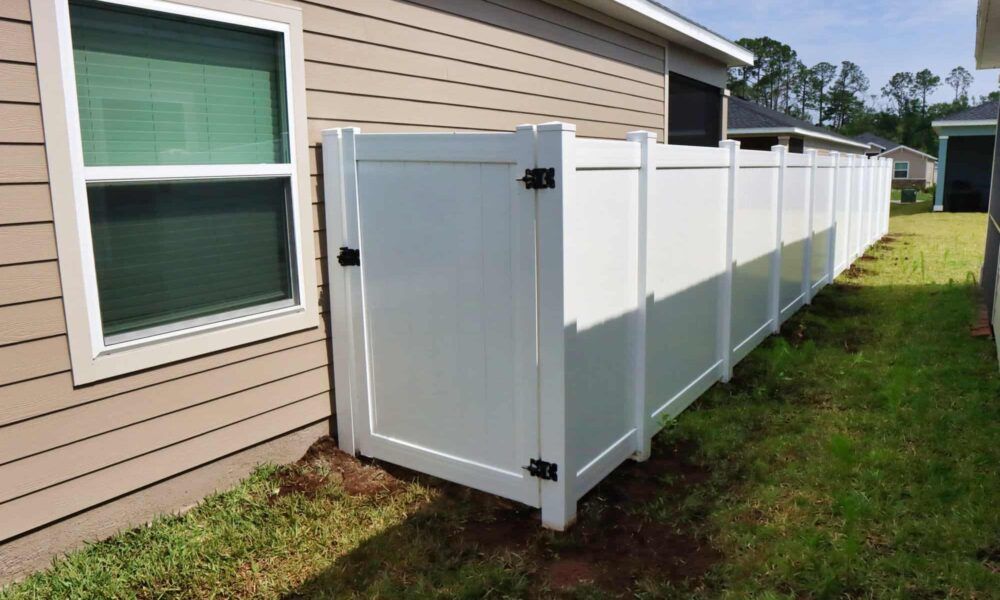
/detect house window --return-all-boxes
[668,73,722,147]
[894,161,910,179]
[35,0,316,382]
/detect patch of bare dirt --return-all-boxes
[547,558,599,589]
[536,440,719,594]
[972,300,993,338]
[843,264,869,279]
[273,437,403,500]
[977,545,1000,573]
[451,439,719,594]
[288,437,721,597]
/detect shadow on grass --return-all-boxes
[282,255,998,598]
[285,205,995,598]
[281,432,720,599]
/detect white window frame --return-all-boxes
[893,160,910,179]
[32,0,318,384]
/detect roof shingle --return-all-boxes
[936,101,999,122]
[727,96,861,146]
[853,132,900,151]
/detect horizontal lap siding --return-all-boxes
[0,0,665,542]
[295,0,665,139]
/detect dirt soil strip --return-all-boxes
[279,436,720,596]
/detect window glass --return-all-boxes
[894,162,908,178]
[70,0,289,166]
[668,73,722,147]
[67,0,299,347]
[88,178,295,342]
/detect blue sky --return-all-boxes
[658,0,998,106]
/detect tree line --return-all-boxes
[728,37,995,155]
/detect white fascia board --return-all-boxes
[728,127,870,150]
[877,145,938,161]
[573,0,753,66]
[931,119,998,128]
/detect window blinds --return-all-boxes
[88,178,295,339]
[70,0,289,166]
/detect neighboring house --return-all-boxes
[973,0,1000,355]
[727,96,871,155]
[853,134,937,190]
[932,101,999,212]
[0,0,752,581]
[854,132,898,157]
[884,146,937,190]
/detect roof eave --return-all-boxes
[877,145,937,161]
[572,0,753,66]
[932,119,998,130]
[728,127,870,150]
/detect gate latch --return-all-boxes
[337,246,360,267]
[517,167,556,190]
[524,458,558,481]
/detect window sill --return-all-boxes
[72,303,319,385]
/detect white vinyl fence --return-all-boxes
[324,123,891,530]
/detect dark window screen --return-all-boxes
[668,73,722,147]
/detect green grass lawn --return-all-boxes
[3,203,998,599]
[890,188,934,202]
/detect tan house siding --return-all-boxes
[0,0,676,577]
[295,0,667,140]
[883,146,937,188]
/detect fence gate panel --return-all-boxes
[326,130,541,508]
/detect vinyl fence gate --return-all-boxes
[323,123,892,530]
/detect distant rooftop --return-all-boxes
[854,132,900,152]
[727,96,867,149]
[935,100,1000,122]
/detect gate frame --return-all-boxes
[322,125,575,525]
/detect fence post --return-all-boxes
[803,149,818,304]
[322,127,363,457]
[842,153,853,270]
[626,130,654,462]
[827,151,840,286]
[865,157,872,249]
[877,158,883,240]
[719,140,739,383]
[770,144,786,333]
[535,122,575,531]
[870,158,876,244]
[884,158,891,234]
[852,153,862,259]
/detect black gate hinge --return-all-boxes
[524,458,558,481]
[517,167,556,190]
[337,246,360,267]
